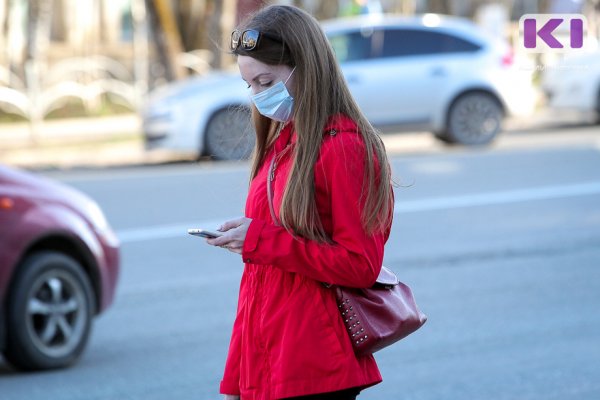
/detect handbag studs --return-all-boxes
[339,301,358,323]
[338,299,351,307]
[356,335,368,344]
[338,297,367,345]
[351,328,365,337]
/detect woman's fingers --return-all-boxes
[206,235,227,247]
[225,244,243,254]
[219,217,247,232]
[206,217,251,252]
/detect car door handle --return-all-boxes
[430,67,447,77]
[346,75,361,84]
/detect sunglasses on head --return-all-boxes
[230,29,282,51]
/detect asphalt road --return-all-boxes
[1,126,600,399]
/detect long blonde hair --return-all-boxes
[233,5,393,242]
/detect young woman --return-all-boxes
[207,5,394,400]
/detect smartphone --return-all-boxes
[187,228,223,239]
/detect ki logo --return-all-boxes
[519,14,587,53]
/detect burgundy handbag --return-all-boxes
[335,266,427,356]
[267,154,427,356]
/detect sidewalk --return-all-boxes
[0,113,445,170]
[0,114,151,169]
[0,110,597,170]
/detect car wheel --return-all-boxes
[445,92,503,145]
[204,106,255,160]
[5,251,94,370]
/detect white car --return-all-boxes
[143,71,254,160]
[142,14,536,160]
[542,50,600,124]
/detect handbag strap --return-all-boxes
[267,155,280,226]
[266,125,342,229]
[266,135,293,226]
[267,146,332,290]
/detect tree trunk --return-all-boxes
[146,0,186,81]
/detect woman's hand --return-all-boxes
[206,217,252,254]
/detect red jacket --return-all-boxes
[220,115,391,399]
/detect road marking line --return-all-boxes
[394,181,600,213]
[116,181,600,243]
[117,218,232,243]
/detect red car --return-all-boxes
[0,164,119,370]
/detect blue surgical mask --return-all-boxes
[251,67,296,122]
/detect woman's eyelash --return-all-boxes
[246,81,272,90]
